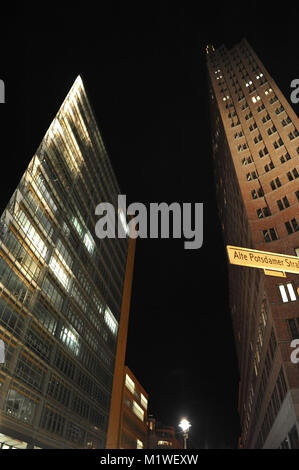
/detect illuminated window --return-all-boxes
[141,393,148,410]
[83,232,95,254]
[35,173,58,213]
[62,222,70,237]
[125,374,135,394]
[133,401,144,422]
[279,285,288,303]
[287,284,296,301]
[104,307,118,335]
[16,210,47,259]
[157,440,172,446]
[136,439,143,449]
[60,326,80,356]
[279,284,296,303]
[49,256,70,290]
[251,95,260,103]
[72,216,84,237]
[5,389,37,424]
[93,294,103,314]
[149,421,154,431]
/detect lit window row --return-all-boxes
[158,440,172,446]
[60,326,80,356]
[71,216,95,254]
[125,374,148,410]
[49,256,71,291]
[136,439,143,449]
[104,307,118,335]
[279,283,297,303]
[252,95,261,103]
[132,401,144,422]
[35,172,58,213]
[140,393,148,410]
[16,210,48,260]
[125,374,135,394]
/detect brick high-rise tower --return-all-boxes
[207,39,299,449]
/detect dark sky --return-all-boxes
[0,5,298,449]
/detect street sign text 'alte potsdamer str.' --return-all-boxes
[226,245,299,278]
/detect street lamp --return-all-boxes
[179,418,191,449]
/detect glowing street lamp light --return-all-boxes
[179,418,191,449]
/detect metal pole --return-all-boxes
[184,432,188,449]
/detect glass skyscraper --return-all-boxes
[0,76,133,449]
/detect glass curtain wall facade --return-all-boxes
[0,76,129,449]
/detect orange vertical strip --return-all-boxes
[106,236,136,449]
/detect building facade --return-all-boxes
[147,416,183,449]
[0,76,134,449]
[107,365,148,449]
[207,39,299,449]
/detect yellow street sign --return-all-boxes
[226,245,299,276]
[263,269,286,278]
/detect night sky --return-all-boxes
[0,6,298,449]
